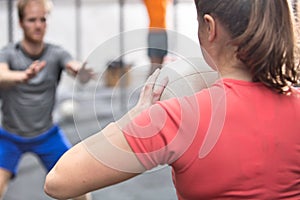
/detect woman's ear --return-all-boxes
[203,14,216,42]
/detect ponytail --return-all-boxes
[233,0,299,94]
[195,0,300,94]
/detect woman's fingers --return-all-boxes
[137,68,169,107]
[152,76,169,103]
[142,69,160,95]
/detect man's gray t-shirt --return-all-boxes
[0,42,72,137]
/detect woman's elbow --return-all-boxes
[44,171,69,199]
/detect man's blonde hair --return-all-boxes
[17,0,53,21]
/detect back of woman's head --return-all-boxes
[195,0,300,94]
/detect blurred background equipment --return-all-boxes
[105,60,132,87]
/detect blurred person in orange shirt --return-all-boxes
[144,0,170,75]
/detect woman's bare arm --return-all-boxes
[44,122,143,199]
[44,69,168,199]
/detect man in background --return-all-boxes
[0,0,92,199]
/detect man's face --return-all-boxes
[20,1,47,43]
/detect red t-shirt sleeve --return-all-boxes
[123,95,201,170]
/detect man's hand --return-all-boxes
[22,60,46,83]
[66,61,97,84]
[77,62,97,84]
[0,60,46,88]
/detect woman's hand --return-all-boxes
[117,69,168,128]
[136,69,168,111]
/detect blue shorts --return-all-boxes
[0,125,71,178]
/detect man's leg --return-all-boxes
[0,168,12,200]
[149,56,164,75]
[0,129,22,200]
[147,31,168,76]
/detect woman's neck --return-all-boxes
[214,47,252,81]
[219,64,252,81]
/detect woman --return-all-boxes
[44,0,300,199]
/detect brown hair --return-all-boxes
[195,0,300,94]
[17,0,53,21]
